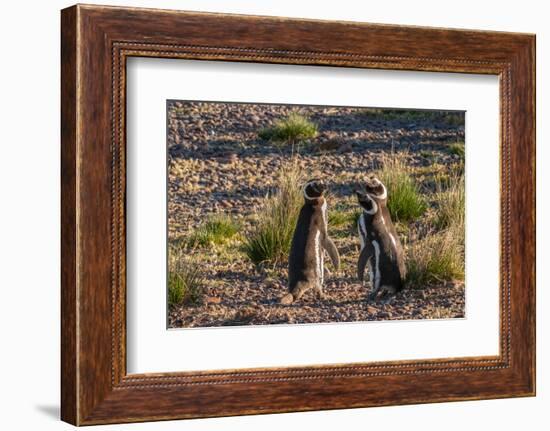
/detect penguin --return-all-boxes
[280,179,340,305]
[356,175,406,301]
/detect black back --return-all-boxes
[288,197,325,289]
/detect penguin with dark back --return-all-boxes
[280,179,340,305]
[356,175,406,301]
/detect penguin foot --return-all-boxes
[380,296,394,305]
[280,293,294,305]
[379,286,397,303]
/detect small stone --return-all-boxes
[205,296,221,304]
[220,152,238,164]
[338,142,353,153]
[317,139,341,151]
[264,279,279,289]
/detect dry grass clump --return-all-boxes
[405,163,465,288]
[186,214,239,248]
[434,171,465,234]
[243,161,304,265]
[448,141,465,157]
[328,208,359,227]
[405,225,465,288]
[378,152,426,223]
[168,247,204,307]
[258,113,318,149]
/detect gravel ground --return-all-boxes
[167,101,465,328]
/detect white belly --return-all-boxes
[314,230,323,284]
[358,214,368,250]
[368,261,374,287]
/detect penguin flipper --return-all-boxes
[322,237,340,270]
[357,244,373,282]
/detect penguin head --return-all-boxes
[303,179,326,201]
[364,174,387,201]
[355,190,378,215]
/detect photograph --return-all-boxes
[166,101,466,328]
[49,2,537,426]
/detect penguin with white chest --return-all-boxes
[356,175,406,301]
[280,180,340,305]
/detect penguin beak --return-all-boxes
[364,175,384,196]
[316,182,327,193]
[308,179,325,194]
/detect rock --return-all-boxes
[264,279,280,289]
[205,296,222,304]
[338,142,353,153]
[279,293,294,305]
[366,306,378,314]
[221,152,238,164]
[316,139,342,151]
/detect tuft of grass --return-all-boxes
[186,214,239,248]
[448,142,465,158]
[168,250,204,307]
[405,227,464,288]
[434,172,465,233]
[378,153,427,223]
[258,113,318,149]
[350,209,362,229]
[328,209,357,227]
[243,161,303,265]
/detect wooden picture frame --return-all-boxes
[61,4,535,425]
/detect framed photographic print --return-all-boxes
[61,4,535,425]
